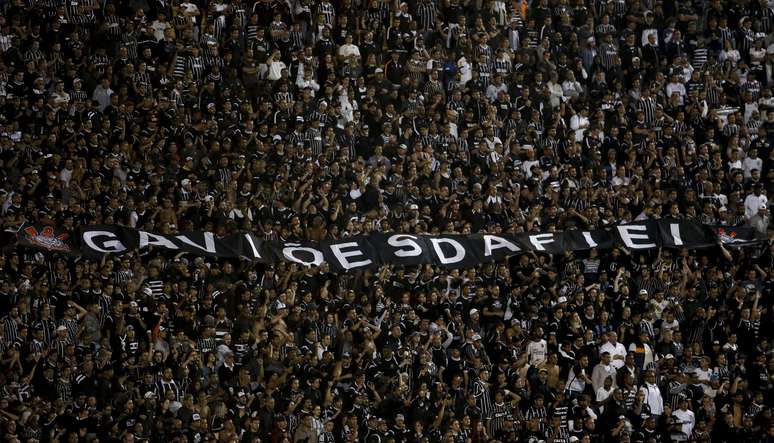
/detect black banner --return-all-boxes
[14,220,760,271]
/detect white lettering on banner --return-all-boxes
[429,238,466,264]
[282,244,324,267]
[330,242,373,270]
[83,231,127,253]
[582,232,598,248]
[139,231,179,250]
[529,233,555,251]
[617,225,657,249]
[483,235,520,256]
[244,234,262,259]
[670,223,683,246]
[176,233,217,254]
[387,234,423,257]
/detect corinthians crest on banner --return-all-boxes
[712,226,759,247]
[17,223,73,253]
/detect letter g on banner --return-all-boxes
[83,231,127,254]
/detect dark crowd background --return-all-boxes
[0,0,773,442]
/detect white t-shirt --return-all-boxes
[527,339,547,366]
[180,2,199,23]
[599,341,627,369]
[744,193,768,219]
[673,408,695,441]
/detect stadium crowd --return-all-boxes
[0,0,774,442]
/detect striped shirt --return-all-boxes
[197,337,217,353]
[552,405,569,428]
[269,20,287,41]
[24,48,44,64]
[416,2,436,31]
[473,380,493,418]
[121,34,139,60]
[30,339,45,355]
[477,62,493,89]
[667,381,689,411]
[67,0,97,24]
[144,279,164,298]
[156,379,182,400]
[488,401,512,435]
[599,42,618,70]
[54,337,70,358]
[639,320,656,340]
[290,30,305,49]
[217,167,233,184]
[473,44,493,63]
[525,406,548,431]
[305,127,323,156]
[692,48,708,69]
[0,34,12,52]
[493,57,512,74]
[35,319,55,344]
[719,27,735,48]
[738,28,754,54]
[246,24,261,42]
[546,425,571,443]
[104,14,121,40]
[760,7,774,34]
[638,96,658,123]
[742,79,761,101]
[188,56,206,80]
[2,316,18,343]
[56,378,72,403]
[596,24,616,35]
[173,53,187,77]
[62,318,78,343]
[316,2,336,27]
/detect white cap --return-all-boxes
[469,308,479,316]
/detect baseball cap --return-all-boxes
[469,308,479,316]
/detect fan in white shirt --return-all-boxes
[672,398,695,441]
[599,332,627,369]
[639,370,664,415]
[595,376,615,413]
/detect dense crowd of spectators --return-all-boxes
[0,0,773,442]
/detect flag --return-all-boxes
[712,226,760,248]
[17,223,73,253]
